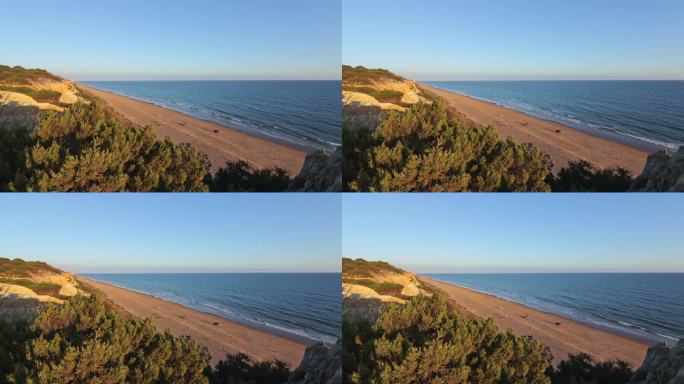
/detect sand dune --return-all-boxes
[421,276,650,367]
[419,84,649,174]
[77,84,307,174]
[77,276,309,368]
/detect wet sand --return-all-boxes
[77,84,307,174]
[77,276,309,367]
[421,276,651,367]
[419,84,650,174]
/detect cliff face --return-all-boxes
[286,341,341,384]
[342,258,427,322]
[342,65,426,131]
[629,339,684,384]
[0,65,82,129]
[630,146,684,192]
[0,257,81,321]
[287,148,342,192]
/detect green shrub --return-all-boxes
[342,258,406,278]
[343,293,553,384]
[550,353,632,384]
[0,279,61,296]
[343,100,552,191]
[342,279,404,296]
[5,100,211,192]
[209,353,290,384]
[342,86,405,104]
[0,258,62,277]
[0,66,62,84]
[208,160,290,192]
[0,86,62,104]
[0,292,292,384]
[342,66,405,84]
[550,160,633,192]
[0,292,211,384]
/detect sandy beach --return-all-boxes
[419,84,650,174]
[77,276,309,368]
[420,276,651,367]
[77,84,307,174]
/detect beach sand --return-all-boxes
[77,276,309,368]
[77,84,307,174]
[421,276,650,367]
[419,84,650,174]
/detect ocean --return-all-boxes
[426,81,684,151]
[427,273,684,345]
[83,273,341,344]
[82,81,341,150]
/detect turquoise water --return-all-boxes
[428,273,684,345]
[84,273,341,343]
[83,81,341,150]
[427,81,684,151]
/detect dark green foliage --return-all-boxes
[550,353,632,384]
[342,66,405,84]
[0,65,61,84]
[342,279,404,296]
[208,160,290,192]
[209,353,290,384]
[0,293,292,384]
[343,293,553,384]
[343,100,553,191]
[0,128,32,188]
[0,292,211,384]
[550,160,633,192]
[5,100,211,192]
[342,86,405,104]
[0,86,62,104]
[0,257,62,277]
[342,258,406,278]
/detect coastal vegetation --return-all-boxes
[343,100,553,191]
[342,66,405,84]
[0,86,62,104]
[342,86,405,104]
[0,65,334,192]
[343,293,553,383]
[0,292,294,384]
[0,97,293,192]
[342,65,640,192]
[343,293,636,384]
[208,160,291,192]
[0,258,61,276]
[549,160,633,192]
[341,279,404,296]
[1,100,210,192]
[0,65,61,84]
[342,259,639,384]
[342,258,405,277]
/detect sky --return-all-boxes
[2,0,340,80]
[343,194,684,273]
[0,194,341,273]
[343,0,684,80]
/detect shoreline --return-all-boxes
[77,276,311,367]
[76,83,308,175]
[419,83,650,174]
[420,276,652,367]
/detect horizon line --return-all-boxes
[417,271,684,274]
[73,78,342,82]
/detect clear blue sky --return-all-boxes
[3,0,340,80]
[343,0,684,80]
[343,194,684,273]
[0,194,341,273]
